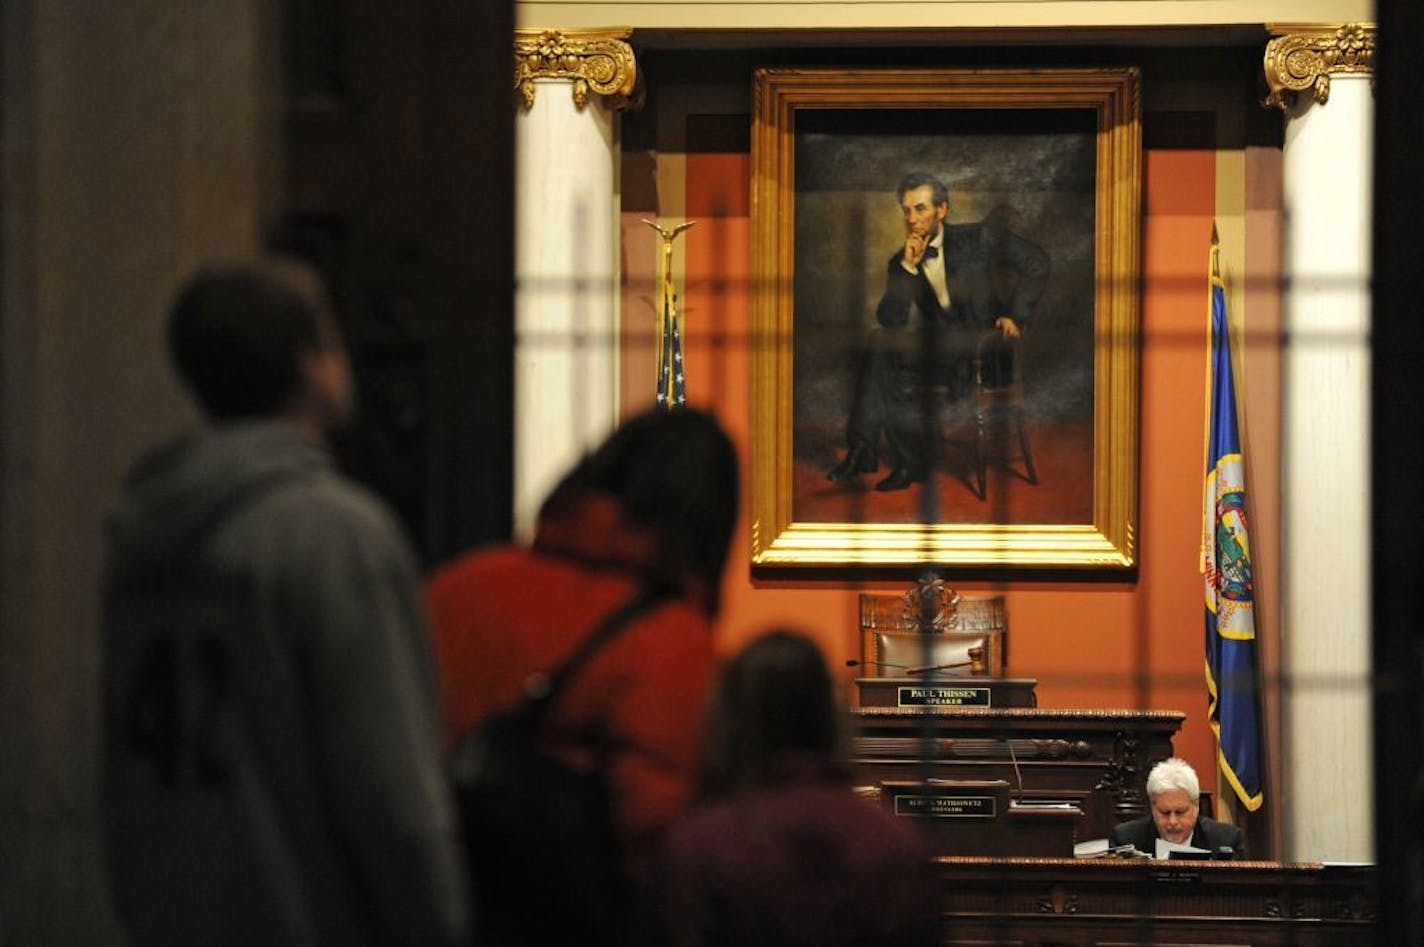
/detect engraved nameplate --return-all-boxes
[893,794,998,819]
[897,685,991,707]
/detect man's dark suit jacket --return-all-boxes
[1109,814,1247,859]
[838,218,1049,472]
[874,220,1049,331]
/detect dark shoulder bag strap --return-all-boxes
[519,582,672,722]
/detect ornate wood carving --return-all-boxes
[935,858,1377,943]
[1095,730,1149,822]
[1036,884,1079,914]
[513,28,636,111]
[1263,24,1375,110]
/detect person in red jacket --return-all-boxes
[427,407,739,867]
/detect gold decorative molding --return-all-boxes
[851,707,1187,722]
[1263,23,1375,111]
[934,855,1318,868]
[514,28,636,111]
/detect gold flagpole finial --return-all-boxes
[641,218,697,243]
[1209,221,1221,282]
[641,219,696,408]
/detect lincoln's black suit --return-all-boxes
[839,220,1049,478]
[1109,815,1248,859]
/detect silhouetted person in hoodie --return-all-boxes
[100,258,470,946]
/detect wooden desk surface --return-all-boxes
[932,856,1376,946]
[851,705,1188,726]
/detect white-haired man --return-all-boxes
[1109,757,1247,858]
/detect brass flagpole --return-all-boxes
[642,218,696,407]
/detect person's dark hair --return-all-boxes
[167,257,334,419]
[699,629,849,797]
[895,171,949,208]
[550,406,739,615]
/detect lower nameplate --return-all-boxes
[893,795,998,819]
[898,685,991,707]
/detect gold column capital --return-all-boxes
[1263,23,1375,111]
[514,28,636,112]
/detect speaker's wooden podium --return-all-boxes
[851,580,1185,854]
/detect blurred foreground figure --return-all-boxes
[643,629,939,947]
[429,406,739,944]
[101,258,470,945]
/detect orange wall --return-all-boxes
[621,77,1252,785]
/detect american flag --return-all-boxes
[644,218,695,409]
[656,302,686,407]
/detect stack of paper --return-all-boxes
[1073,838,1147,859]
[1155,838,1212,860]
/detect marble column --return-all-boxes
[1264,24,1375,864]
[512,29,636,538]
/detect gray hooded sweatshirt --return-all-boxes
[101,421,469,945]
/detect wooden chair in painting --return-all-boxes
[967,330,1037,501]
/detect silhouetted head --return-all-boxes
[167,257,352,433]
[545,407,739,614]
[700,629,848,796]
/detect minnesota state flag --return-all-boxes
[1202,236,1264,811]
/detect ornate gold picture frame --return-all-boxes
[750,67,1142,569]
